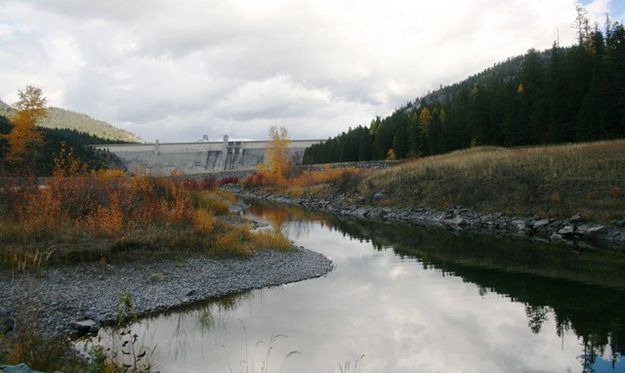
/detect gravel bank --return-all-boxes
[232,188,625,250]
[0,247,333,337]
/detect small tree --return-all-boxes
[263,126,291,180]
[2,86,47,173]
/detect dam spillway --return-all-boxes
[94,136,323,175]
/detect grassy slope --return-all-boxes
[355,140,625,223]
[0,100,140,143]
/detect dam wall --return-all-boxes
[94,136,323,175]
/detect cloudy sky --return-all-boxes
[1,0,623,142]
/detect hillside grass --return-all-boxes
[357,140,625,222]
[0,100,140,142]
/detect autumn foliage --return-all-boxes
[1,86,46,172]
[243,163,362,200]
[245,126,292,187]
[0,151,289,268]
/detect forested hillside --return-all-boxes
[0,100,140,143]
[304,17,625,164]
[0,115,123,176]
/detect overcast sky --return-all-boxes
[1,0,623,142]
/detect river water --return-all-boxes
[95,202,625,372]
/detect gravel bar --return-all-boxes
[0,247,333,337]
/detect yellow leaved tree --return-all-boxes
[2,85,47,173]
[261,126,291,182]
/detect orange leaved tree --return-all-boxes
[2,85,47,173]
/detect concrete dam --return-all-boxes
[94,136,323,175]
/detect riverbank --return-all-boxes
[232,187,625,250]
[0,246,332,339]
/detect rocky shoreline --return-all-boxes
[0,247,333,338]
[233,188,625,250]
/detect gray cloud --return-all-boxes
[0,0,613,142]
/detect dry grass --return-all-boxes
[243,166,363,198]
[252,229,291,250]
[189,190,232,216]
[289,166,361,187]
[358,140,625,222]
[212,224,290,257]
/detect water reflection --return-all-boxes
[96,201,625,372]
[248,201,625,372]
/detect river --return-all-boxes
[90,201,625,372]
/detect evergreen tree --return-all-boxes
[303,8,625,165]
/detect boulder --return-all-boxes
[569,213,582,223]
[446,216,467,226]
[583,225,606,237]
[576,224,590,235]
[372,192,385,200]
[70,319,99,334]
[558,225,576,236]
[228,202,250,214]
[550,233,563,241]
[532,219,550,230]
[510,220,528,232]
[365,209,381,219]
[147,272,165,283]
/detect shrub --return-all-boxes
[609,187,622,199]
[193,210,216,233]
[242,170,287,188]
[242,166,361,194]
[189,191,231,215]
[218,176,239,186]
[181,176,216,191]
[214,225,252,257]
[251,229,290,250]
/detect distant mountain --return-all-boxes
[0,99,140,143]
[0,100,11,111]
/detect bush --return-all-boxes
[218,176,239,186]
[0,155,268,266]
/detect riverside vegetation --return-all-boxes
[0,88,291,372]
[240,139,625,246]
[0,165,291,371]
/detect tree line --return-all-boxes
[0,86,123,176]
[304,9,625,164]
[1,114,121,176]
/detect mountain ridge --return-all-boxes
[0,99,140,143]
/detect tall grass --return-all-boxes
[358,140,625,221]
